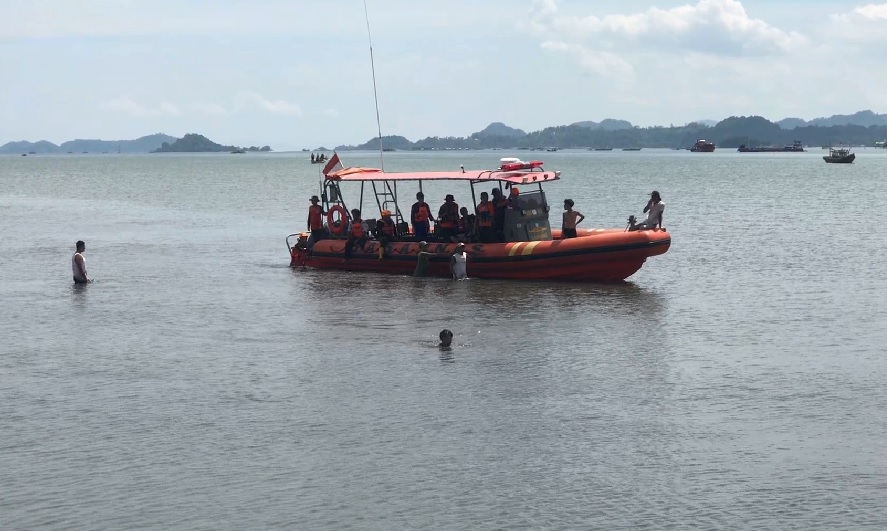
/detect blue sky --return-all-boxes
[2,0,885,150]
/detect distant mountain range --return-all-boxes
[340,110,887,151]
[5,110,887,154]
[0,133,272,154]
[0,134,177,154]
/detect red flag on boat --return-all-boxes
[322,152,343,176]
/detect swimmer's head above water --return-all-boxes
[439,329,453,347]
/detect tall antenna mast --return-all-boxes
[363,0,384,170]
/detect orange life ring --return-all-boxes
[327,204,348,235]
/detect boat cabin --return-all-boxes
[317,160,560,243]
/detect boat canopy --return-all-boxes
[326,167,560,185]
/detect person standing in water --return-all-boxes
[450,242,468,280]
[72,240,91,284]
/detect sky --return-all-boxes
[2,0,886,150]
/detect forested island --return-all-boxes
[334,110,887,151]
[152,134,271,153]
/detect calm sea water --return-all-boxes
[2,150,886,529]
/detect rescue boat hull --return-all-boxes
[291,229,670,282]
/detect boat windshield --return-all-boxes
[512,189,547,211]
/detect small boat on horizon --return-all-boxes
[823,147,855,164]
[622,147,642,151]
[738,140,805,153]
[690,139,716,152]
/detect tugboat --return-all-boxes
[690,139,716,152]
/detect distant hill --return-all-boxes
[571,119,633,131]
[0,133,177,154]
[472,122,526,139]
[778,110,887,130]
[152,133,271,153]
[334,111,887,151]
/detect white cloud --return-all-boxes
[189,103,230,116]
[532,0,806,56]
[238,92,302,116]
[99,97,179,117]
[540,41,634,80]
[851,3,887,20]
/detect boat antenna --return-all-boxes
[363,0,384,170]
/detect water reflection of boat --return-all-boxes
[287,155,671,282]
[823,147,855,164]
[690,139,715,152]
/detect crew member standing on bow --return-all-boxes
[307,195,325,252]
[476,192,496,243]
[437,194,459,242]
[411,192,435,241]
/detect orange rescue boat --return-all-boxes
[287,156,670,282]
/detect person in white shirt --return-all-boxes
[628,191,665,231]
[450,242,468,280]
[72,240,91,284]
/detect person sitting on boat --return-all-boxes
[310,153,315,163]
[411,192,435,241]
[375,209,397,259]
[456,207,476,242]
[562,199,585,239]
[344,209,368,260]
[307,195,326,253]
[437,194,460,242]
[476,192,496,243]
[450,242,468,280]
[628,191,664,231]
[492,188,508,242]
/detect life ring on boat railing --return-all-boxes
[327,204,348,236]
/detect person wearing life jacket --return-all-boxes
[437,194,459,242]
[411,192,435,241]
[476,192,496,243]
[456,206,476,242]
[506,186,521,209]
[344,208,368,260]
[491,188,508,242]
[375,209,397,259]
[306,195,326,253]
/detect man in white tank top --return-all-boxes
[72,240,91,284]
[450,242,468,280]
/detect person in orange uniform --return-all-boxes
[476,192,496,243]
[411,192,435,241]
[376,209,397,259]
[491,188,508,242]
[437,194,459,242]
[307,195,325,253]
[344,209,368,260]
